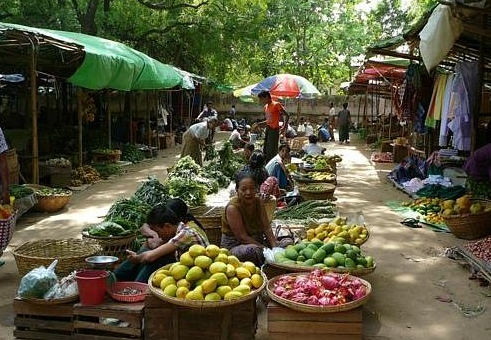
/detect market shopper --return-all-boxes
[265,143,293,191]
[197,101,218,121]
[243,142,255,161]
[221,171,277,265]
[115,204,209,283]
[255,91,290,163]
[338,102,352,144]
[180,117,219,166]
[328,102,336,141]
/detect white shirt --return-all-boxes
[189,121,209,140]
[224,118,233,130]
[297,124,306,133]
[302,143,324,156]
[0,128,8,153]
[329,107,336,117]
[305,124,314,137]
[229,129,241,142]
[265,154,282,174]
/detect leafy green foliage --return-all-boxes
[122,143,145,163]
[133,176,170,207]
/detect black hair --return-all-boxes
[249,150,266,169]
[165,198,204,229]
[146,205,179,226]
[244,143,255,152]
[258,91,271,99]
[309,135,318,144]
[343,102,348,109]
[235,170,256,190]
[278,143,291,153]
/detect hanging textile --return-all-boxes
[438,73,455,146]
[425,73,448,128]
[447,61,478,151]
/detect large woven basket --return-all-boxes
[82,230,136,258]
[13,239,101,277]
[189,206,225,246]
[293,173,337,184]
[147,270,267,308]
[267,272,371,313]
[34,194,72,213]
[298,183,336,200]
[442,199,491,240]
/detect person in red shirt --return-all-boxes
[255,91,290,162]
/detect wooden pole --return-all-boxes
[107,90,112,149]
[357,95,362,126]
[472,14,487,151]
[180,91,184,123]
[147,92,151,146]
[30,46,39,184]
[389,86,393,140]
[77,89,83,167]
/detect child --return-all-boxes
[115,204,209,283]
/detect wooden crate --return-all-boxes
[267,301,362,340]
[13,298,74,340]
[144,293,257,340]
[73,299,144,340]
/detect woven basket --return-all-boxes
[442,199,491,240]
[82,230,136,258]
[0,211,18,252]
[147,270,267,308]
[267,272,371,313]
[13,239,102,277]
[34,193,72,213]
[265,259,376,277]
[189,206,225,246]
[293,173,337,184]
[298,183,336,200]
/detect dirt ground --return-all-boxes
[0,132,490,340]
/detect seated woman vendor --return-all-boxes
[221,170,277,265]
[115,204,209,283]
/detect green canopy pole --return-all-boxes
[147,92,151,147]
[30,46,39,184]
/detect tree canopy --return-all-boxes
[1,0,435,91]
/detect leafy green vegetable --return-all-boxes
[122,143,145,163]
[10,185,34,199]
[133,177,170,207]
[87,221,132,237]
[104,197,151,231]
[93,164,124,179]
[167,177,208,207]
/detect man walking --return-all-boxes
[255,91,289,162]
[337,102,351,144]
[328,102,336,141]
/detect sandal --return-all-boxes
[401,218,422,228]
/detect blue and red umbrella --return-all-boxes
[251,73,321,99]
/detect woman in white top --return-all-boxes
[302,135,325,156]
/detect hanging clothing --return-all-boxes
[425,73,448,128]
[438,73,455,146]
[447,61,478,151]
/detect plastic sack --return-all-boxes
[17,260,58,299]
[44,271,78,299]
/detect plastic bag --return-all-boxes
[17,260,58,299]
[263,247,285,263]
[44,271,78,299]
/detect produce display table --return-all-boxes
[13,297,74,340]
[73,299,144,340]
[267,300,362,340]
[144,293,257,340]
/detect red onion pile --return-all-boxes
[464,236,491,264]
[272,270,368,306]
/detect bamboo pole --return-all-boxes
[389,86,393,140]
[77,89,83,167]
[30,46,39,184]
[107,90,112,149]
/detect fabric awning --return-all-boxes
[0,23,186,91]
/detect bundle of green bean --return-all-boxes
[133,177,170,207]
[104,197,151,231]
[274,200,337,220]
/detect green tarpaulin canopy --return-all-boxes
[0,23,189,91]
